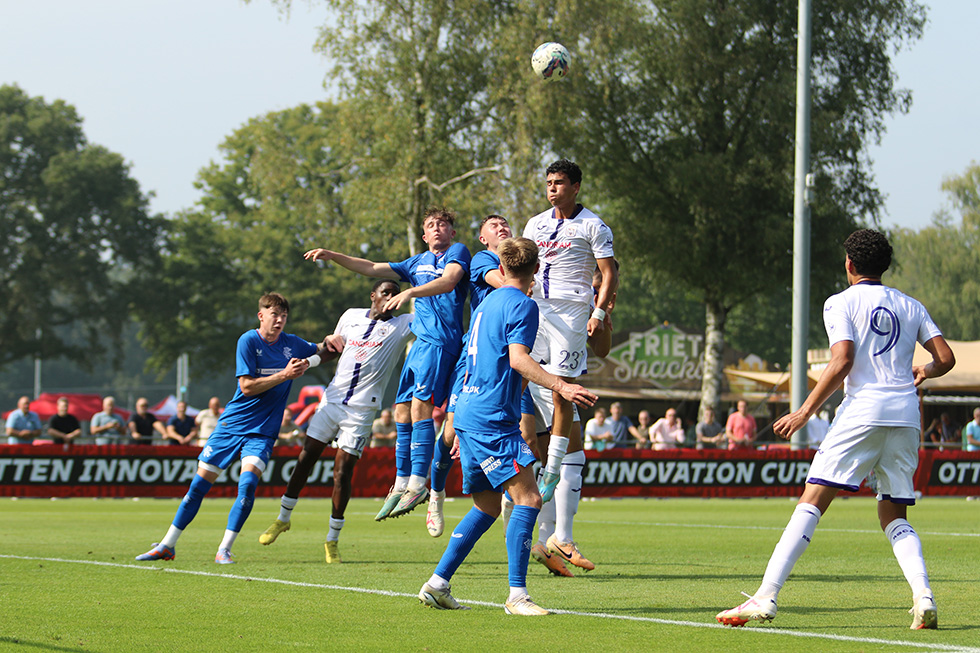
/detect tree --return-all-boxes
[0,84,165,370]
[889,162,980,340]
[540,0,926,415]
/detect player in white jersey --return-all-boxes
[259,280,414,562]
[523,159,617,509]
[717,230,954,630]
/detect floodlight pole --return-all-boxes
[790,0,813,450]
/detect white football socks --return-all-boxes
[545,436,569,475]
[394,476,410,492]
[277,495,298,523]
[885,518,931,596]
[161,524,182,548]
[537,496,556,546]
[218,529,239,552]
[554,450,585,543]
[756,502,822,599]
[326,517,345,543]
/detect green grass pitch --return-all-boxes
[2,496,978,652]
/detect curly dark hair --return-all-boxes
[546,159,582,185]
[843,229,892,277]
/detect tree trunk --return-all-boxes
[699,300,728,421]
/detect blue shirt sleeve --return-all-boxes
[470,250,500,289]
[286,334,318,359]
[235,331,258,378]
[505,293,538,350]
[389,254,418,284]
[445,242,471,273]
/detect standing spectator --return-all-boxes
[128,397,167,445]
[650,407,686,450]
[583,407,614,451]
[725,400,758,450]
[5,396,41,444]
[371,408,398,448]
[695,407,724,449]
[195,396,222,447]
[91,396,127,445]
[965,408,980,452]
[276,407,303,447]
[807,410,831,449]
[165,400,197,445]
[605,402,638,449]
[634,410,653,449]
[47,397,82,445]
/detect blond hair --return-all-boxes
[497,237,538,279]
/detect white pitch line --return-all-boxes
[3,554,978,653]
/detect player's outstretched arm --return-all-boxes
[913,335,955,387]
[304,248,399,280]
[383,262,466,312]
[773,340,854,440]
[508,344,598,409]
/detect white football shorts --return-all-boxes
[806,423,919,503]
[531,298,590,378]
[305,402,374,458]
[529,380,580,435]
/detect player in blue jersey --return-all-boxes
[257,280,414,562]
[304,208,471,520]
[136,293,335,564]
[418,237,597,615]
[426,215,539,538]
[717,230,955,629]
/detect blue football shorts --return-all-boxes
[456,426,537,494]
[395,341,458,406]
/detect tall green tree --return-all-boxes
[541,0,926,414]
[890,162,980,340]
[0,84,164,370]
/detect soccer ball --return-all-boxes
[531,42,570,82]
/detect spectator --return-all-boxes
[634,410,652,449]
[606,402,639,448]
[965,408,980,453]
[91,396,127,445]
[584,407,614,451]
[695,407,724,449]
[929,412,959,447]
[194,396,222,447]
[5,396,41,444]
[371,408,398,448]
[128,397,166,445]
[806,410,831,449]
[922,417,941,447]
[276,407,303,447]
[47,397,82,445]
[165,400,198,445]
[650,407,685,450]
[725,399,757,450]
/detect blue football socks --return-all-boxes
[506,505,540,588]
[431,433,454,493]
[227,470,259,532]
[433,507,496,582]
[173,474,213,530]
[395,422,412,478]
[410,418,436,478]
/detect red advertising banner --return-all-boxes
[1,445,977,498]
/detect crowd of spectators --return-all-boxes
[7,393,980,453]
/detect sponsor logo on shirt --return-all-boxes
[257,367,286,376]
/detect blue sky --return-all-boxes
[3,1,977,231]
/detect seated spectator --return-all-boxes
[128,397,166,444]
[607,401,640,448]
[5,396,42,444]
[194,396,222,447]
[695,407,724,449]
[276,407,303,446]
[91,396,127,445]
[725,399,757,450]
[965,407,980,453]
[47,397,82,445]
[929,412,960,447]
[165,400,197,445]
[650,407,685,450]
[370,408,397,448]
[584,407,614,451]
[634,410,652,449]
